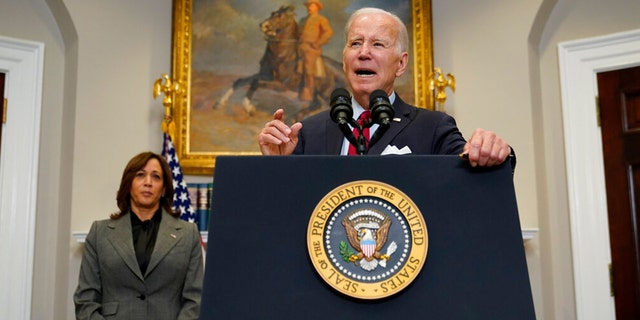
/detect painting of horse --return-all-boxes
[214,5,347,121]
[186,0,417,155]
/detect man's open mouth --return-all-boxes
[356,69,376,77]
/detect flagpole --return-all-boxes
[154,74,206,263]
[153,73,196,223]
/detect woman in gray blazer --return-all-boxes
[74,152,203,319]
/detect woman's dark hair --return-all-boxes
[110,152,178,219]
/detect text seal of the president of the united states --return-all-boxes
[307,180,428,299]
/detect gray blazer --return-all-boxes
[74,210,203,320]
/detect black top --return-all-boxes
[130,208,162,275]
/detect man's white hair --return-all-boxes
[343,7,409,55]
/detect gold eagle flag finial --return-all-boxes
[428,67,456,112]
[153,74,182,135]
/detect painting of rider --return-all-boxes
[187,0,416,155]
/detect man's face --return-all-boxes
[306,3,319,15]
[343,13,408,107]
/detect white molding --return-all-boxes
[73,232,87,243]
[0,36,44,320]
[73,229,531,244]
[558,28,640,320]
[522,228,538,241]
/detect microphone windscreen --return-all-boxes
[369,89,388,103]
[369,89,393,125]
[331,88,351,102]
[330,88,353,124]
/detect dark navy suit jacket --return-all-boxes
[294,95,467,155]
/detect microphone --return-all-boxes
[368,90,394,149]
[330,88,353,125]
[369,89,394,126]
[329,88,360,153]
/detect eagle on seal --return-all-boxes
[342,217,392,264]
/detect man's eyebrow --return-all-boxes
[366,38,389,47]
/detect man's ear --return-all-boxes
[396,52,409,77]
[342,53,347,74]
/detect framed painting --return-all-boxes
[169,0,433,175]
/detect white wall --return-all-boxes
[2,0,640,319]
[65,0,172,230]
[432,1,541,227]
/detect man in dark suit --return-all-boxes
[259,7,513,168]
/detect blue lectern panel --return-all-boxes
[201,155,534,319]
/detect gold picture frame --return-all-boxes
[169,0,433,175]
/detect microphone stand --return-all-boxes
[337,118,365,155]
[367,121,390,152]
[340,118,368,155]
[355,124,367,155]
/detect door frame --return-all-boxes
[558,28,640,320]
[0,35,44,319]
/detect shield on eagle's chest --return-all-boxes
[361,233,376,258]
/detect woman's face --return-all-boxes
[130,158,165,213]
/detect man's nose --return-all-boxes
[358,44,372,58]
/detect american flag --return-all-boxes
[161,132,197,223]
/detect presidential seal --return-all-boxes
[307,180,428,299]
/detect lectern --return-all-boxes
[201,155,534,319]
